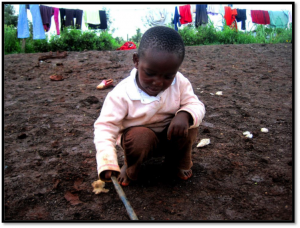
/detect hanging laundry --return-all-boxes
[87,11,107,29]
[207,5,219,15]
[53,7,60,35]
[250,10,270,25]
[116,41,136,51]
[235,9,247,30]
[17,4,30,38]
[17,4,47,39]
[60,8,83,30]
[84,10,101,26]
[99,11,107,29]
[64,9,75,27]
[229,20,238,31]
[59,8,66,30]
[195,4,208,28]
[39,5,54,32]
[268,11,289,28]
[74,9,83,29]
[30,5,46,39]
[288,11,292,28]
[172,6,181,31]
[59,8,73,30]
[179,5,192,24]
[288,11,292,24]
[224,6,237,26]
[146,8,168,26]
[219,4,225,16]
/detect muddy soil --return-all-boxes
[3,43,293,221]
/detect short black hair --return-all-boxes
[138,26,185,62]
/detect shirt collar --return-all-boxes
[126,68,176,104]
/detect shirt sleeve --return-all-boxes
[175,75,206,128]
[93,90,128,181]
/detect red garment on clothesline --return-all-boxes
[251,10,270,25]
[116,41,137,51]
[179,5,192,24]
[224,6,238,26]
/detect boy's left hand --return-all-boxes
[167,111,192,140]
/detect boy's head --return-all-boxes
[133,26,185,97]
[138,26,185,63]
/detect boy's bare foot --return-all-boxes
[177,168,193,180]
[117,164,131,186]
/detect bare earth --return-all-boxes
[4,43,293,221]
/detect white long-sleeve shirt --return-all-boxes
[94,68,205,181]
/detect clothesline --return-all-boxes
[17,4,293,41]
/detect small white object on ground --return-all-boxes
[197,138,210,147]
[210,93,214,95]
[243,131,253,138]
[216,91,223,95]
[246,134,253,138]
[261,128,269,133]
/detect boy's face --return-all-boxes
[133,49,182,97]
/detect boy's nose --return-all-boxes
[152,78,163,86]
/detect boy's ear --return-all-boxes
[132,53,139,68]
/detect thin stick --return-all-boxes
[111,176,138,220]
[21,39,26,53]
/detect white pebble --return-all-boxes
[197,138,210,147]
[246,134,253,138]
[261,128,269,133]
[243,131,253,138]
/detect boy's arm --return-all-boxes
[94,91,128,182]
[176,75,206,128]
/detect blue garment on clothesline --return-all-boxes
[17,4,46,39]
[173,6,181,31]
[268,11,289,29]
[17,4,30,38]
[30,4,46,39]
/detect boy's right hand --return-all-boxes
[167,111,191,140]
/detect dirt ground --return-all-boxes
[3,43,293,221]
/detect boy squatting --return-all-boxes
[94,26,206,186]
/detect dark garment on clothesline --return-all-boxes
[235,9,247,30]
[74,9,83,29]
[87,11,107,29]
[59,8,65,29]
[195,4,208,28]
[60,8,83,30]
[40,5,54,32]
[172,6,181,31]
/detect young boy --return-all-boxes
[94,26,205,186]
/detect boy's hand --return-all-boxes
[167,111,192,140]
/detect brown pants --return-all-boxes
[121,125,198,180]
